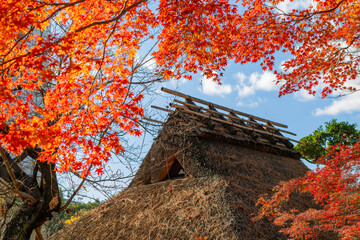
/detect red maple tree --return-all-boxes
[256,144,360,239]
[0,0,239,239]
[234,0,360,98]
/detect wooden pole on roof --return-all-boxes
[161,87,288,129]
[143,118,165,125]
[178,108,302,143]
[151,105,172,113]
[152,104,302,144]
[172,100,296,136]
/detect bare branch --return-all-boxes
[59,171,89,212]
[0,147,20,191]
[0,179,37,204]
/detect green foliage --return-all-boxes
[45,199,100,236]
[295,119,360,163]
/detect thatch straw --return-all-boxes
[50,176,238,239]
[50,110,325,240]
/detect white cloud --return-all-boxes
[168,77,187,88]
[237,97,267,108]
[252,71,278,91]
[277,0,313,13]
[237,85,255,97]
[235,71,278,98]
[294,89,317,102]
[199,76,232,97]
[315,92,360,116]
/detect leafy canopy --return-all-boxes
[3,0,359,177]
[235,0,360,98]
[0,0,238,176]
[295,119,360,163]
[257,143,360,240]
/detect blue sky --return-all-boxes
[139,0,360,173]
[156,58,360,142]
[145,55,360,171]
[147,0,360,145]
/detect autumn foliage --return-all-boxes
[235,0,360,98]
[3,0,359,175]
[257,143,360,239]
[0,0,239,177]
[1,0,150,176]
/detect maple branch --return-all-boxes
[91,15,120,89]
[0,45,53,73]
[71,168,135,184]
[75,0,147,33]
[131,77,163,84]
[0,178,37,204]
[130,38,161,83]
[0,26,35,60]
[325,35,360,65]
[309,0,344,15]
[342,35,360,50]
[58,170,89,212]
[280,0,344,20]
[41,0,86,23]
[14,150,29,164]
[0,150,39,198]
[0,147,20,191]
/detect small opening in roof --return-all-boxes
[157,155,186,182]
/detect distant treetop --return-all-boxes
[295,119,360,163]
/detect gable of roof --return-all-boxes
[130,88,302,187]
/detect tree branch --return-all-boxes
[58,169,90,212]
[75,0,147,33]
[0,147,20,191]
[0,179,37,204]
[40,0,86,23]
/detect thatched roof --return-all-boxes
[50,89,320,240]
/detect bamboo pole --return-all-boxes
[173,100,296,136]
[161,87,288,128]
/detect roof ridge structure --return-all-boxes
[147,87,301,159]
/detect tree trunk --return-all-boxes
[34,227,44,240]
[0,150,61,240]
[1,202,42,240]
[1,194,61,240]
